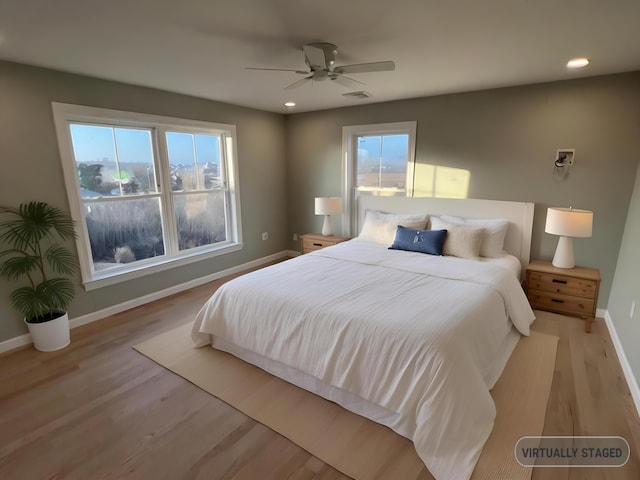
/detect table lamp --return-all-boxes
[544,207,593,268]
[315,197,342,236]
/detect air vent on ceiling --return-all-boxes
[342,91,372,100]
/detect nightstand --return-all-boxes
[525,260,600,333]
[299,233,350,254]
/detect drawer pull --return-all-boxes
[551,298,564,303]
[552,279,568,284]
[312,242,323,247]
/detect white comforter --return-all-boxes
[192,240,535,479]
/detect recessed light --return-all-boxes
[284,101,296,107]
[566,58,590,69]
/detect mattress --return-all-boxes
[192,240,535,479]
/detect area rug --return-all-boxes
[134,324,558,480]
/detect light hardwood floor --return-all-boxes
[1,262,639,479]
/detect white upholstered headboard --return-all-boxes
[355,195,535,271]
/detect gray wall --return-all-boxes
[608,164,640,386]
[0,61,288,343]
[285,72,640,310]
[2,60,639,348]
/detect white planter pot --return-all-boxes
[25,312,70,352]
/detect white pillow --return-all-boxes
[431,217,484,259]
[442,227,484,259]
[439,215,508,258]
[357,210,429,245]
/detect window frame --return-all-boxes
[52,103,243,291]
[342,121,417,236]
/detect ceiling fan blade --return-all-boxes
[330,75,366,89]
[284,76,312,90]
[302,44,327,70]
[245,67,309,75]
[334,61,396,74]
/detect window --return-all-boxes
[52,103,241,290]
[355,133,411,190]
[342,122,417,234]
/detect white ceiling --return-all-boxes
[1,0,639,114]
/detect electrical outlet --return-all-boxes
[293,233,298,241]
[261,232,268,241]
[631,300,636,319]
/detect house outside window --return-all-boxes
[52,103,242,290]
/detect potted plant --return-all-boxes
[0,201,78,351]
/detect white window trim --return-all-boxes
[341,121,417,236]
[52,102,243,291]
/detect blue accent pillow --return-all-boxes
[388,225,447,256]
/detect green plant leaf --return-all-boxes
[36,278,75,311]
[45,245,79,275]
[44,205,77,241]
[9,279,75,320]
[10,286,50,320]
[0,202,77,252]
[0,221,32,253]
[0,253,39,280]
[1,203,51,249]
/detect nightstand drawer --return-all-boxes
[300,234,350,254]
[527,271,597,299]
[301,237,338,252]
[527,289,595,317]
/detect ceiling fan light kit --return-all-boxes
[246,42,395,92]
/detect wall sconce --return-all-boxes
[554,149,575,168]
[545,206,593,268]
[315,197,342,236]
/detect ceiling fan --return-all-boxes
[246,42,395,90]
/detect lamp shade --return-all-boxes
[314,197,342,215]
[545,207,593,238]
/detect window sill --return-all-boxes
[82,242,243,291]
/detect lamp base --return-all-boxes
[321,215,334,236]
[552,236,575,269]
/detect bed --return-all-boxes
[191,195,536,480]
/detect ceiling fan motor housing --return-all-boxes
[305,42,338,70]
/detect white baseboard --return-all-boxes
[0,332,33,353]
[603,310,640,418]
[0,250,292,355]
